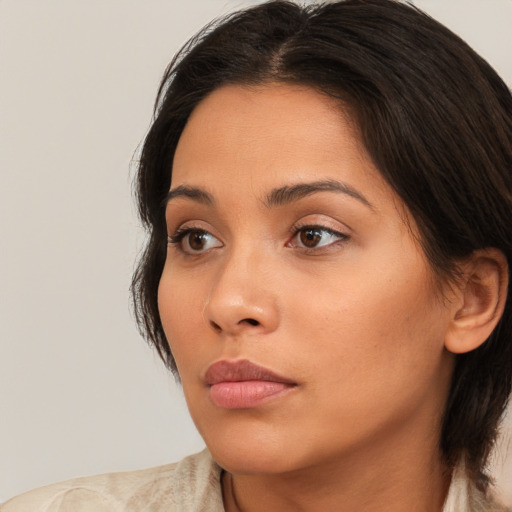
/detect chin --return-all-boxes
[210,444,300,476]
[197,422,305,476]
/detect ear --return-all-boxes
[444,248,509,354]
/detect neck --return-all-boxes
[222,424,451,512]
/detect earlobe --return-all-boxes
[444,248,509,354]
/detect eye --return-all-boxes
[168,228,223,254]
[289,225,348,250]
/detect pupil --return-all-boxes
[189,232,206,250]
[301,229,321,248]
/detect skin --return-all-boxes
[158,83,457,512]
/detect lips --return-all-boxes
[205,359,297,409]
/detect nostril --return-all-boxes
[208,317,261,332]
[210,320,222,332]
[240,318,260,326]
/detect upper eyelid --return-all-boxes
[290,218,351,236]
[290,225,349,242]
[167,219,216,235]
[168,221,350,237]
[168,225,216,240]
[167,210,352,235]
[166,199,356,233]
[292,223,345,233]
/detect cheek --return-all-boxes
[157,269,208,370]
[290,252,450,390]
[301,276,450,440]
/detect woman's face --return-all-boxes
[159,84,454,475]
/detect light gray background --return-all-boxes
[1,0,511,504]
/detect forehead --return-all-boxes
[171,83,391,206]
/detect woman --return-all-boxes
[4,1,512,511]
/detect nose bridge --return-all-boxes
[204,242,279,334]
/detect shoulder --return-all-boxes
[2,450,224,512]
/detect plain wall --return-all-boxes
[1,0,511,503]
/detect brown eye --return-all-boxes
[188,231,208,251]
[290,225,348,250]
[168,228,223,254]
[299,229,323,248]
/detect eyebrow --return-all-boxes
[164,179,373,210]
[164,185,214,206]
[264,180,374,210]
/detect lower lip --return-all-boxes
[209,381,295,409]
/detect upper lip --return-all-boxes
[204,359,296,385]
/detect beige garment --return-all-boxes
[2,450,224,512]
[2,449,508,512]
[443,462,509,512]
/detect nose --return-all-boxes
[204,250,280,336]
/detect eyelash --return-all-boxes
[167,224,349,254]
[167,227,199,246]
[167,227,220,254]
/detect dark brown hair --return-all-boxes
[132,0,512,490]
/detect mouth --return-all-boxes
[204,359,297,409]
